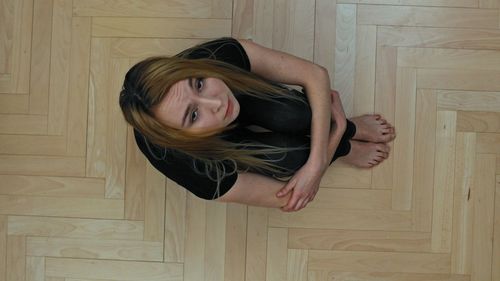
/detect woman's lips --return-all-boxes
[225,99,232,119]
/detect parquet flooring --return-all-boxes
[1,0,499,280]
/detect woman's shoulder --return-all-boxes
[175,37,251,71]
[133,128,177,161]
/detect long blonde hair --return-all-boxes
[119,46,308,197]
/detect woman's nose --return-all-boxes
[196,96,222,112]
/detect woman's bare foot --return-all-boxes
[350,114,396,143]
[340,140,390,168]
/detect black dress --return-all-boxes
[133,37,356,200]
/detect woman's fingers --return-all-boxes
[276,178,296,197]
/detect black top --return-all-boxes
[134,37,313,200]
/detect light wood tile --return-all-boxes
[471,154,496,281]
[451,132,476,274]
[431,111,457,253]
[334,4,356,116]
[412,89,437,232]
[392,67,416,210]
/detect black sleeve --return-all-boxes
[134,129,238,200]
[175,37,251,71]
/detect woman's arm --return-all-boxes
[215,172,292,208]
[238,39,335,211]
[237,39,332,171]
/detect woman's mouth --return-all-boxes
[225,99,232,119]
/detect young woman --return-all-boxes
[119,37,395,212]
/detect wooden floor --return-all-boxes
[1,0,500,280]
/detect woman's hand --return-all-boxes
[276,159,324,212]
[276,89,347,212]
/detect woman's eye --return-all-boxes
[191,108,198,123]
[195,78,204,91]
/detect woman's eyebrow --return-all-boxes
[188,77,194,90]
[182,78,194,127]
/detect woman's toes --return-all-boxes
[376,143,389,153]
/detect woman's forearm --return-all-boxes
[326,121,347,164]
[302,66,333,170]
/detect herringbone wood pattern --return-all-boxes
[0,0,499,280]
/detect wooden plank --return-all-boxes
[338,0,476,7]
[184,194,207,281]
[104,58,129,199]
[471,154,496,281]
[476,133,500,154]
[0,0,15,73]
[334,4,356,117]
[26,237,163,261]
[0,93,28,114]
[144,162,166,242]
[392,67,416,210]
[48,0,72,135]
[308,270,329,281]
[418,69,500,92]
[0,195,123,219]
[289,228,431,252]
[211,0,232,18]
[164,179,186,263]
[412,90,437,232]
[269,208,413,231]
[26,256,44,281]
[353,25,376,115]
[266,228,287,281]
[328,272,470,280]
[321,162,372,188]
[246,207,268,281]
[10,0,33,94]
[0,113,47,134]
[125,125,146,221]
[493,176,500,281]
[8,216,143,240]
[6,235,25,281]
[479,0,500,8]
[309,188,391,210]
[0,175,104,198]
[457,111,500,133]
[224,203,246,281]
[110,38,204,58]
[451,133,476,274]
[287,249,307,281]
[272,0,315,61]
[398,47,500,70]
[73,0,211,18]
[232,0,254,39]
[378,26,500,50]
[372,46,396,189]
[205,200,227,281]
[431,111,456,253]
[0,216,6,281]
[92,18,231,38]
[253,0,273,47]
[0,155,86,176]
[309,250,450,273]
[66,16,91,157]
[29,0,53,115]
[314,0,336,82]
[0,134,66,156]
[358,5,498,28]
[45,258,183,280]
[438,90,500,112]
[87,38,111,178]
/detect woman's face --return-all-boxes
[152,77,240,134]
